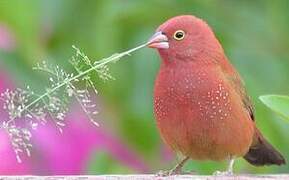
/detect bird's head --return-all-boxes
[147,15,223,62]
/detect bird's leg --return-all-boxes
[170,156,190,175]
[227,157,235,174]
[213,156,235,176]
[157,156,190,176]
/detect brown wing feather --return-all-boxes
[228,73,255,121]
[207,51,255,121]
[220,60,255,121]
[221,59,285,166]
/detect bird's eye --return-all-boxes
[173,30,185,41]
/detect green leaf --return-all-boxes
[259,95,289,122]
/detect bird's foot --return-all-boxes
[156,169,178,177]
[156,169,195,177]
[156,156,193,177]
[213,170,233,176]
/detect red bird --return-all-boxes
[147,15,285,175]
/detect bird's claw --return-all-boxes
[156,169,195,177]
[156,170,176,177]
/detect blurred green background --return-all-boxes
[0,0,288,175]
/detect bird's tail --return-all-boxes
[243,128,286,166]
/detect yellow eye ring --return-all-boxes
[173,30,185,41]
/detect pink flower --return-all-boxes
[0,69,33,174]
[0,25,148,174]
[0,69,148,175]
[30,107,149,175]
[0,131,32,175]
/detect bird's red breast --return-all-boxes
[150,15,255,161]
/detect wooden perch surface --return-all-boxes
[1,174,289,180]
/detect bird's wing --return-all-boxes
[229,73,255,121]
[217,58,255,121]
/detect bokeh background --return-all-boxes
[0,0,289,175]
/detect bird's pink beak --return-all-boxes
[147,31,169,49]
